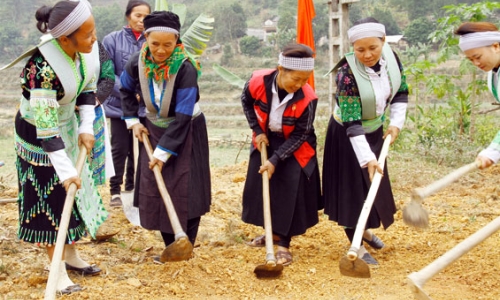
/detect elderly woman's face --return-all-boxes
[126,5,150,33]
[145,31,178,64]
[353,37,385,67]
[464,43,500,72]
[277,66,313,94]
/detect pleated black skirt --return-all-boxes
[322,117,396,229]
[242,132,323,237]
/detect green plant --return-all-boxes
[239,36,262,57]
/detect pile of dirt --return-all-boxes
[1,162,499,299]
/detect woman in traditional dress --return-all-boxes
[241,43,323,266]
[456,22,500,168]
[102,0,151,207]
[322,17,408,265]
[120,11,211,263]
[13,0,107,294]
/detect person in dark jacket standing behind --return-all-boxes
[102,0,151,207]
[241,44,323,266]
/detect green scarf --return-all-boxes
[140,43,201,82]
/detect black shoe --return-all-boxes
[363,234,385,249]
[110,195,122,207]
[65,263,101,276]
[361,253,379,265]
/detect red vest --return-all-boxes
[248,69,316,169]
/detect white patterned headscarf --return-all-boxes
[347,23,386,43]
[278,53,314,71]
[459,31,500,52]
[48,0,92,38]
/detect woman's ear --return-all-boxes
[493,42,500,52]
[58,36,70,46]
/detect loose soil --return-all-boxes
[1,160,500,300]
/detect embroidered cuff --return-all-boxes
[78,105,95,135]
[47,149,77,182]
[153,147,171,163]
[350,135,376,168]
[479,131,500,164]
[125,117,140,129]
[478,148,500,164]
[389,102,407,129]
[31,89,60,139]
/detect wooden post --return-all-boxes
[328,0,359,113]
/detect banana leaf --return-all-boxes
[171,4,187,26]
[212,63,245,89]
[154,0,168,11]
[181,13,214,58]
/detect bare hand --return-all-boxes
[255,133,269,152]
[63,176,81,191]
[476,155,493,170]
[367,159,383,182]
[131,123,149,142]
[383,126,400,145]
[258,160,276,179]
[78,133,95,154]
[149,157,164,171]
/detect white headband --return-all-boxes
[458,31,500,52]
[347,23,386,43]
[278,53,314,71]
[48,0,92,38]
[144,26,179,35]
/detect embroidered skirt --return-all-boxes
[15,111,108,245]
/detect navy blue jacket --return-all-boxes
[102,26,146,118]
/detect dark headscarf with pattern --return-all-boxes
[140,11,200,82]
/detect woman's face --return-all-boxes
[353,37,385,67]
[464,43,500,72]
[146,31,178,64]
[67,15,97,55]
[126,5,150,33]
[277,66,313,94]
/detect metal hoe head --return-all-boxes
[254,260,283,278]
[402,200,429,229]
[159,236,193,262]
[339,256,370,278]
[408,276,432,300]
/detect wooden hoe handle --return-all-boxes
[45,144,88,300]
[142,133,187,239]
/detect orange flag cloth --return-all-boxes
[296,0,316,90]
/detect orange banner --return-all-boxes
[296,0,316,90]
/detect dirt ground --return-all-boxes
[1,160,500,300]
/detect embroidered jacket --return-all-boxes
[242,69,318,177]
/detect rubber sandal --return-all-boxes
[363,234,385,249]
[58,284,82,295]
[276,250,292,266]
[65,263,101,276]
[246,234,280,247]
